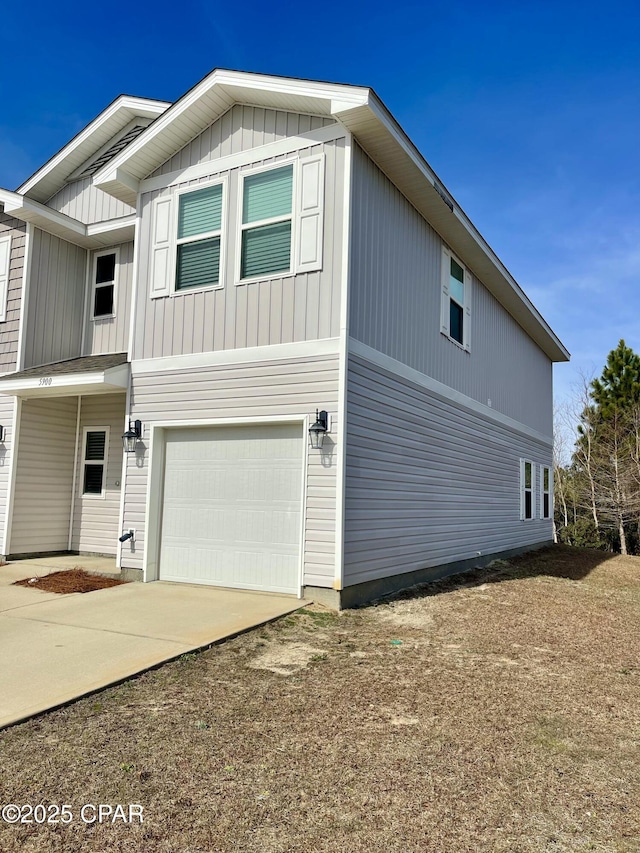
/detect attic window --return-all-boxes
[75,125,147,179]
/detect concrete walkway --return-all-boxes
[0,558,306,729]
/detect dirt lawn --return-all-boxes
[0,545,638,852]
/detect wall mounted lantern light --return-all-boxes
[308,410,329,449]
[122,419,142,453]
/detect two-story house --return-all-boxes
[0,69,569,608]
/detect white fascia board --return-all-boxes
[1,188,135,249]
[17,96,170,202]
[0,363,129,397]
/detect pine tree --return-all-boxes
[590,339,640,417]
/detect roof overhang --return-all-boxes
[0,189,135,249]
[0,361,129,398]
[18,95,170,203]
[91,69,569,363]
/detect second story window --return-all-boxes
[240,164,294,280]
[92,251,116,318]
[440,246,471,351]
[176,183,224,290]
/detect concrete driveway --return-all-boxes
[0,558,306,729]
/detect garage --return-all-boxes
[158,423,304,594]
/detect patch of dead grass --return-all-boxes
[0,544,639,852]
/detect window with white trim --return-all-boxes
[540,465,552,519]
[175,181,224,291]
[240,164,294,280]
[520,459,535,520]
[92,251,117,319]
[82,428,108,497]
[440,247,471,350]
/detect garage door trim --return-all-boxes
[142,416,309,596]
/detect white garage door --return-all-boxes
[159,424,304,594]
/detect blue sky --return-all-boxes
[2,0,639,414]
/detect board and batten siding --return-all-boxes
[23,228,86,369]
[0,395,16,553]
[344,353,552,588]
[349,143,552,438]
[9,397,77,555]
[121,354,339,587]
[47,178,134,224]
[83,242,134,356]
[134,137,345,360]
[71,394,126,555]
[150,104,336,178]
[0,211,26,374]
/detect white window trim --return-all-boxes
[90,247,119,321]
[440,245,472,352]
[171,175,228,296]
[235,157,298,286]
[80,426,109,499]
[520,458,535,521]
[540,464,552,520]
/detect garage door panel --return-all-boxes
[159,424,303,594]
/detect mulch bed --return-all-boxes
[12,568,128,594]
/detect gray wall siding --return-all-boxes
[47,179,134,224]
[83,242,133,355]
[349,143,552,437]
[24,228,86,368]
[150,105,336,177]
[0,211,26,374]
[10,397,77,554]
[134,138,345,360]
[344,353,552,588]
[0,395,16,552]
[71,394,125,555]
[122,354,339,586]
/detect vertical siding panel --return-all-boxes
[349,143,552,436]
[10,397,77,554]
[47,179,134,224]
[24,230,85,369]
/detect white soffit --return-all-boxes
[17,96,170,204]
[0,364,130,398]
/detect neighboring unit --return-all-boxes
[0,69,569,607]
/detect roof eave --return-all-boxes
[17,96,170,203]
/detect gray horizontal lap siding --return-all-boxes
[135,137,345,360]
[83,241,134,356]
[24,229,86,369]
[47,178,134,224]
[150,104,336,178]
[71,394,125,555]
[344,354,552,587]
[349,143,552,437]
[121,354,339,586]
[0,212,26,374]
